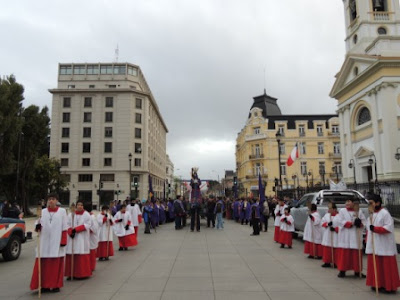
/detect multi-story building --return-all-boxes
[236,92,341,197]
[166,154,175,199]
[331,0,400,186]
[49,63,168,208]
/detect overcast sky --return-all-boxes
[0,0,346,181]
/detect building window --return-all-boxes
[135,143,142,153]
[108,85,116,88]
[84,112,92,123]
[254,144,261,157]
[254,127,260,135]
[134,158,141,167]
[135,113,142,124]
[278,126,285,136]
[378,27,387,35]
[104,142,112,153]
[89,85,95,88]
[100,174,115,181]
[73,65,86,75]
[78,174,93,182]
[67,85,75,89]
[280,162,286,176]
[299,142,306,155]
[279,143,285,155]
[82,142,91,153]
[61,143,69,153]
[332,125,339,134]
[61,158,69,167]
[84,97,92,107]
[135,128,142,138]
[318,142,324,154]
[136,98,142,109]
[128,66,138,76]
[82,158,90,167]
[317,125,323,136]
[83,127,91,138]
[301,162,307,175]
[333,142,341,154]
[319,162,326,175]
[100,65,112,74]
[354,67,359,76]
[104,158,112,166]
[334,163,342,175]
[60,65,72,75]
[105,127,113,138]
[299,125,305,136]
[62,128,70,138]
[87,65,99,75]
[63,97,71,108]
[113,65,126,74]
[358,107,371,125]
[62,112,70,123]
[105,97,113,107]
[105,112,113,122]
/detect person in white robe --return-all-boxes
[303,204,323,258]
[30,193,68,293]
[113,204,137,250]
[97,205,114,260]
[274,198,287,243]
[320,203,339,268]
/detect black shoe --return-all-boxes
[50,288,60,293]
[118,247,123,251]
[40,288,50,293]
[321,263,331,268]
[337,271,346,278]
[124,247,128,251]
[316,256,322,260]
[66,277,72,281]
[288,246,292,249]
[280,244,284,248]
[354,272,366,278]
[105,257,109,261]
[307,255,314,259]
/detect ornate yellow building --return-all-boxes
[236,91,341,198]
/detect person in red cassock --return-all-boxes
[30,193,68,293]
[65,201,92,279]
[303,203,323,259]
[336,197,366,278]
[87,206,99,272]
[274,198,287,243]
[96,205,114,260]
[321,203,339,268]
[366,194,400,294]
[279,207,294,249]
[113,204,137,250]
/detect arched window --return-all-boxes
[349,0,357,21]
[357,107,371,125]
[377,27,387,35]
[373,0,387,12]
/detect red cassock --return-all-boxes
[96,213,114,258]
[118,234,138,248]
[64,254,92,278]
[97,241,114,258]
[304,241,323,257]
[274,226,281,242]
[30,207,68,290]
[279,215,294,247]
[365,208,400,292]
[279,231,292,247]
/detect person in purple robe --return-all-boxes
[240,199,250,225]
[233,199,240,222]
[159,201,166,224]
[250,199,261,236]
[151,200,160,228]
[167,200,175,222]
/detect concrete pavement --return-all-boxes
[1,217,399,300]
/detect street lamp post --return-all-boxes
[292,174,297,198]
[319,169,325,188]
[284,177,288,190]
[128,153,132,199]
[332,165,339,183]
[368,154,378,191]
[308,170,313,188]
[303,172,309,193]
[395,147,400,161]
[348,159,357,189]
[275,131,282,192]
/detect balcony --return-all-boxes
[328,132,340,136]
[373,11,390,21]
[249,154,264,160]
[329,152,342,159]
[245,133,267,142]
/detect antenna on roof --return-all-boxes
[114,44,119,62]
[263,65,266,95]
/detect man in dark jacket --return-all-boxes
[173,196,185,230]
[206,197,216,228]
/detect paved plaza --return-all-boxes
[1,217,399,300]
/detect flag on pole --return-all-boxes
[148,174,155,203]
[286,143,299,166]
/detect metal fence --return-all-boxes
[280,181,400,218]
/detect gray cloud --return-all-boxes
[0,0,346,180]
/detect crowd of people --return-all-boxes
[29,192,399,295]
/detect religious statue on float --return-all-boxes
[190,167,202,203]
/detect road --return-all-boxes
[1,217,399,300]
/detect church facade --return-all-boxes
[330,0,400,187]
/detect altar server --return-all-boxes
[279,207,294,248]
[96,205,114,260]
[274,198,287,242]
[87,206,99,271]
[303,203,323,259]
[321,203,339,268]
[113,204,137,250]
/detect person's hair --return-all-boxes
[330,203,337,210]
[76,201,84,206]
[46,193,59,201]
[102,205,109,210]
[369,193,383,204]
[121,204,126,209]
[284,207,291,214]
[311,203,317,211]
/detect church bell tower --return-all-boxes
[343,0,400,55]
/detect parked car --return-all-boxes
[291,190,369,233]
[0,217,26,261]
